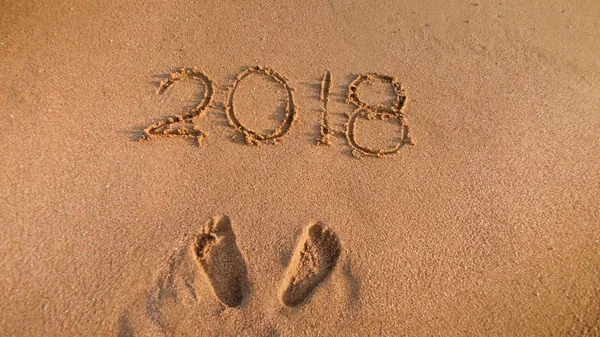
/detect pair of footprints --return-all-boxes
[194,215,341,308]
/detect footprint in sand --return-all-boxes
[280,222,342,307]
[192,215,250,308]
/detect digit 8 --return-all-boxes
[345,73,413,157]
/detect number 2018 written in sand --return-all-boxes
[141,66,414,158]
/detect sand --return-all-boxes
[1,0,599,336]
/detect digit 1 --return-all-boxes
[317,70,333,145]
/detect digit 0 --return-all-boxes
[225,66,297,145]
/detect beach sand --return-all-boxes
[1,0,599,335]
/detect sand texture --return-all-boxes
[1,0,599,336]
